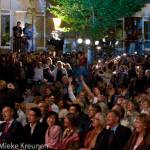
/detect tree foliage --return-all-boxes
[48,0,146,39]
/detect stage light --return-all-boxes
[77,38,83,44]
[95,41,99,46]
[85,39,91,45]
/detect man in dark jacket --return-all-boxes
[23,107,47,149]
[13,21,22,52]
[94,110,131,150]
[0,106,23,144]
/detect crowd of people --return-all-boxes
[0,51,150,150]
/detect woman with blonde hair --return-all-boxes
[124,113,150,150]
[79,112,106,150]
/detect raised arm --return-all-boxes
[80,76,94,99]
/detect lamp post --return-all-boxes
[51,18,62,53]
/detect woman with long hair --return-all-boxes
[79,112,106,150]
[124,113,150,150]
[61,113,80,150]
[45,111,62,150]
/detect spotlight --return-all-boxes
[117,56,121,59]
[98,60,101,63]
[85,39,91,45]
[96,65,99,69]
[123,53,127,57]
[77,38,83,44]
[102,38,106,42]
[134,51,137,55]
[96,46,101,50]
[113,71,117,75]
[95,41,99,46]
[115,41,119,45]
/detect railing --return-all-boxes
[12,37,27,52]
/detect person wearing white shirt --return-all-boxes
[15,103,27,126]
[51,61,68,81]
[33,61,44,82]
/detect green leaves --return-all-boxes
[48,0,146,39]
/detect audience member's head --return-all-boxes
[17,21,21,27]
[134,113,150,134]
[106,110,121,128]
[0,80,7,91]
[116,96,125,106]
[28,107,41,124]
[47,111,59,127]
[44,86,52,97]
[112,104,125,118]
[64,113,79,128]
[61,76,69,84]
[58,100,67,109]
[2,106,15,122]
[57,61,63,69]
[69,104,81,115]
[45,95,55,105]
[127,100,137,112]
[92,112,106,129]
[38,101,49,116]
[88,104,101,119]
[46,57,52,65]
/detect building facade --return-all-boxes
[112,3,150,53]
[0,0,150,52]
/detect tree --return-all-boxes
[48,0,146,39]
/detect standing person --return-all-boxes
[13,21,22,52]
[33,61,44,82]
[23,23,29,52]
[25,24,34,53]
[46,57,55,71]
[51,61,68,82]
